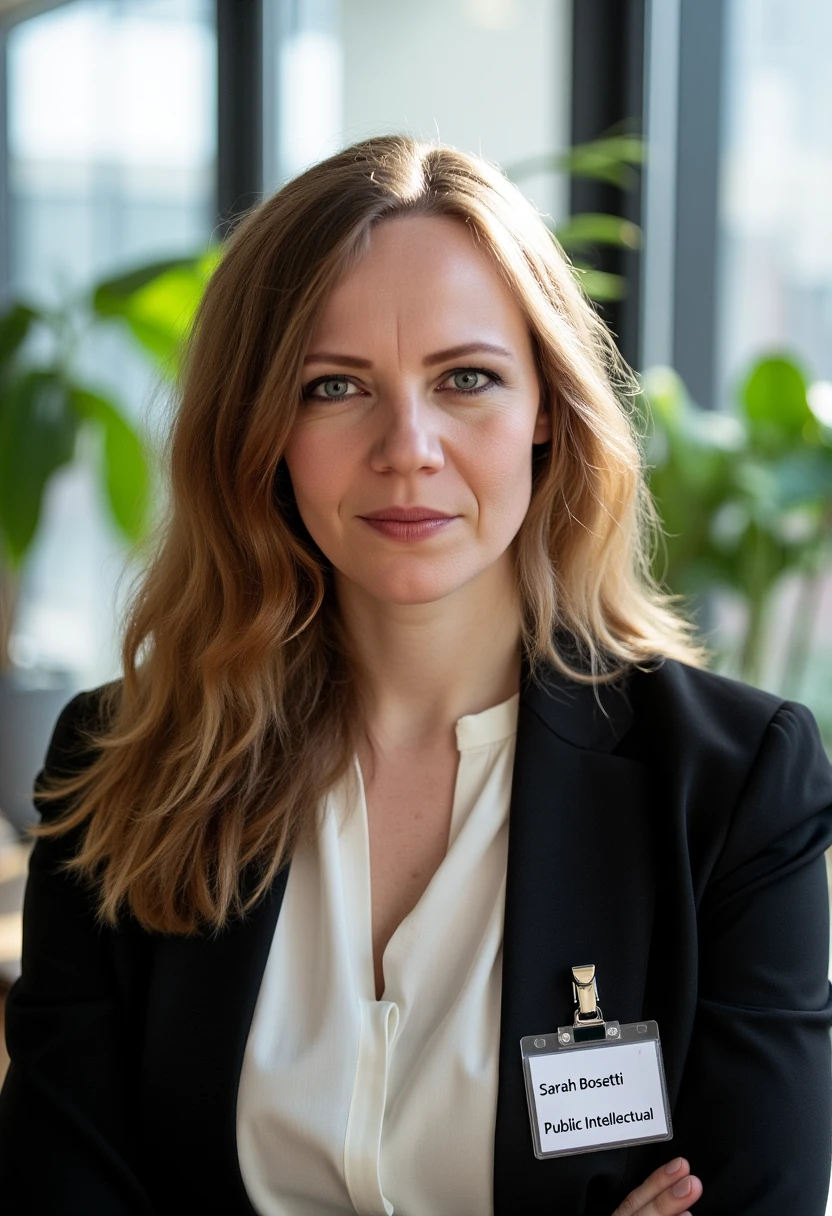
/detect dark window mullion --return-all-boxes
[671,0,727,412]
[570,0,646,369]
[216,0,263,238]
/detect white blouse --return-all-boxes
[236,691,520,1216]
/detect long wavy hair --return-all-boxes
[30,133,711,936]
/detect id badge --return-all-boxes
[521,964,673,1160]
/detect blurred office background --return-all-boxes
[0,0,831,1145]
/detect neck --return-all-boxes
[335,551,523,751]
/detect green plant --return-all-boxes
[92,250,220,366]
[640,357,832,693]
[504,124,645,303]
[0,251,217,672]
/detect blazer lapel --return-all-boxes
[493,654,656,1214]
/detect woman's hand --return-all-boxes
[611,1156,703,1215]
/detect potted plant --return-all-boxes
[640,356,832,734]
[0,251,215,832]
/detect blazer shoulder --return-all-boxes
[627,655,786,759]
[625,656,832,845]
[35,678,124,819]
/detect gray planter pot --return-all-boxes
[0,665,80,837]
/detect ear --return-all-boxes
[532,399,552,445]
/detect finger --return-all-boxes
[651,1173,703,1215]
[611,1157,695,1215]
[612,1158,688,1213]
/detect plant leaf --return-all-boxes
[93,256,205,314]
[571,266,628,301]
[504,135,645,189]
[555,213,642,251]
[639,366,690,429]
[71,388,150,541]
[741,355,814,449]
[553,137,644,189]
[0,303,40,367]
[92,247,221,371]
[0,370,76,566]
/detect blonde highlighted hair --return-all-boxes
[31,134,711,935]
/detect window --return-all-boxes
[264,0,572,230]
[4,0,216,685]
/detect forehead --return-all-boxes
[308,214,532,353]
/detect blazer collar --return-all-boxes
[139,643,652,1216]
[520,632,636,753]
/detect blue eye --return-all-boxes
[445,368,501,394]
[302,376,356,401]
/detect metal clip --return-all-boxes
[571,963,604,1025]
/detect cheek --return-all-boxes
[283,429,344,520]
[469,414,536,508]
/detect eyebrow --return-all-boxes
[302,342,515,368]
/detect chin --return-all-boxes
[359,561,491,606]
[332,548,501,606]
[365,580,466,606]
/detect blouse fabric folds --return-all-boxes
[236,692,520,1216]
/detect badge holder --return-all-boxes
[520,964,673,1160]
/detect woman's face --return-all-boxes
[282,213,552,608]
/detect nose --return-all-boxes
[368,389,446,475]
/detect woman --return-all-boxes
[0,134,830,1216]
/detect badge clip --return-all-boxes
[571,963,603,1025]
[560,963,619,1046]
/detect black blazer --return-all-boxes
[2,652,832,1215]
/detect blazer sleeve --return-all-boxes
[673,699,832,1215]
[0,690,157,1215]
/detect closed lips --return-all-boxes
[361,508,455,521]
